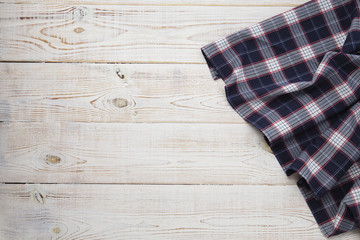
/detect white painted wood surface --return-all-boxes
[0,63,241,123]
[0,0,359,239]
[1,184,360,239]
[0,1,305,63]
[0,121,288,184]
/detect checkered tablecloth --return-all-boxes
[201,0,360,237]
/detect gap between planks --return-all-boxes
[0,182,301,186]
[0,61,206,64]
[0,0,307,7]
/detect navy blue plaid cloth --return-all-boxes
[201,0,360,237]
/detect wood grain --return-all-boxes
[0,121,293,184]
[0,0,308,6]
[0,62,243,123]
[2,1,358,239]
[0,1,307,63]
[1,183,359,240]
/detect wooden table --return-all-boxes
[1,0,359,239]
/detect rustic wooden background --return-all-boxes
[1,0,359,239]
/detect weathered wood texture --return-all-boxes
[0,0,308,5]
[1,0,359,239]
[0,121,291,184]
[0,1,307,63]
[0,63,242,123]
[1,184,359,240]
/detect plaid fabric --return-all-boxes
[200,0,360,237]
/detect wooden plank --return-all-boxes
[0,121,294,184]
[0,62,244,123]
[0,0,308,6]
[0,184,359,239]
[0,1,307,63]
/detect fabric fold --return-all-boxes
[201,0,360,237]
[297,164,360,237]
[284,51,360,201]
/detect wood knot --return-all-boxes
[45,154,61,165]
[74,27,85,33]
[113,98,128,108]
[52,227,61,234]
[73,7,88,20]
[78,7,88,16]
[34,191,45,204]
[115,68,125,79]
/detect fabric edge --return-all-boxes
[200,44,223,81]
